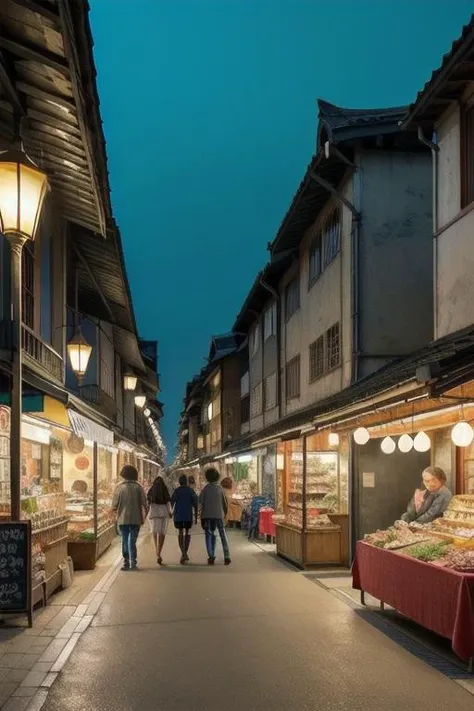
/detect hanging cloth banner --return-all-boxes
[67,410,114,447]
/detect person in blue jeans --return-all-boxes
[199,468,231,566]
[112,465,148,571]
[171,474,198,564]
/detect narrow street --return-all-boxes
[40,531,473,711]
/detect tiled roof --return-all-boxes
[404,14,474,126]
[317,99,407,146]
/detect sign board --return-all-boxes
[362,472,375,488]
[0,521,32,626]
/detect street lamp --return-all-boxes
[0,141,49,521]
[135,395,146,408]
[124,372,137,391]
[67,330,93,384]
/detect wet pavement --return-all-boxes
[39,529,474,711]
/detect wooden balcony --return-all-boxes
[0,320,64,385]
[77,385,117,422]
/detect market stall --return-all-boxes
[275,432,349,567]
[354,495,474,664]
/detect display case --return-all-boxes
[275,434,349,568]
[62,434,118,569]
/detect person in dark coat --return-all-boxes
[171,474,198,564]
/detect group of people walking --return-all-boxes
[112,465,231,570]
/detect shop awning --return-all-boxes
[68,410,114,447]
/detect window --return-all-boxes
[285,277,300,321]
[22,242,35,329]
[250,323,260,357]
[251,382,263,418]
[326,323,341,370]
[462,104,474,208]
[241,395,250,424]
[264,302,277,340]
[309,336,325,382]
[308,233,322,285]
[323,209,341,267]
[264,372,277,411]
[240,371,250,398]
[286,356,300,400]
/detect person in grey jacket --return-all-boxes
[112,465,148,571]
[400,466,452,525]
[199,468,231,565]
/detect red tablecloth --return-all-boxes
[259,508,276,537]
[352,541,474,661]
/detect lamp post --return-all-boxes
[66,330,92,386]
[0,141,49,521]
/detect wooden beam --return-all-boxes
[25,125,84,153]
[73,244,115,323]
[0,38,68,76]
[0,53,24,116]
[8,0,60,27]
[16,80,76,115]
[26,107,80,135]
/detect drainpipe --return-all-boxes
[417,126,439,340]
[260,276,281,418]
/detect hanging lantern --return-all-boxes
[451,421,474,448]
[398,434,413,453]
[413,431,431,453]
[67,331,92,378]
[124,373,137,391]
[381,436,396,454]
[328,432,339,447]
[0,142,49,241]
[353,427,370,445]
[134,395,146,408]
[144,408,151,417]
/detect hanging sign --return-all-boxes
[67,410,114,447]
[0,521,33,626]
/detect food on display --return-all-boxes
[404,540,450,562]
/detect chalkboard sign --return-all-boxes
[0,521,32,626]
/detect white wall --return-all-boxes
[437,105,461,230]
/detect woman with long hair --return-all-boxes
[147,475,171,565]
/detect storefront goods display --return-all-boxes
[403,540,450,562]
[353,542,474,663]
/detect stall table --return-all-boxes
[352,541,474,664]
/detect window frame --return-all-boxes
[264,371,277,411]
[264,302,277,341]
[250,322,261,357]
[326,322,341,372]
[461,99,474,209]
[250,381,263,418]
[323,208,341,268]
[308,232,322,287]
[285,355,301,401]
[285,276,300,322]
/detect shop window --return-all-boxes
[264,302,277,340]
[309,336,325,382]
[308,233,322,285]
[241,395,250,424]
[240,371,250,398]
[250,323,260,357]
[323,209,341,267]
[285,276,300,321]
[326,323,341,371]
[264,372,277,411]
[251,381,263,418]
[286,356,300,400]
[22,242,35,330]
[462,102,474,208]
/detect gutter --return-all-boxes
[417,127,439,340]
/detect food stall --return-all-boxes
[354,495,474,665]
[275,432,349,567]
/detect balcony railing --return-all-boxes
[21,325,64,384]
[77,384,117,421]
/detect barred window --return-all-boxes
[264,372,277,411]
[326,323,341,370]
[308,233,322,285]
[323,209,341,267]
[285,277,300,321]
[285,356,300,400]
[251,382,263,418]
[250,323,260,357]
[309,336,325,382]
[240,371,250,397]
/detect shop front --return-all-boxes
[222,446,276,528]
[274,431,349,568]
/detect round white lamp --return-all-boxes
[381,436,396,454]
[451,421,474,448]
[398,434,413,453]
[328,432,340,447]
[413,431,431,453]
[353,427,370,445]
